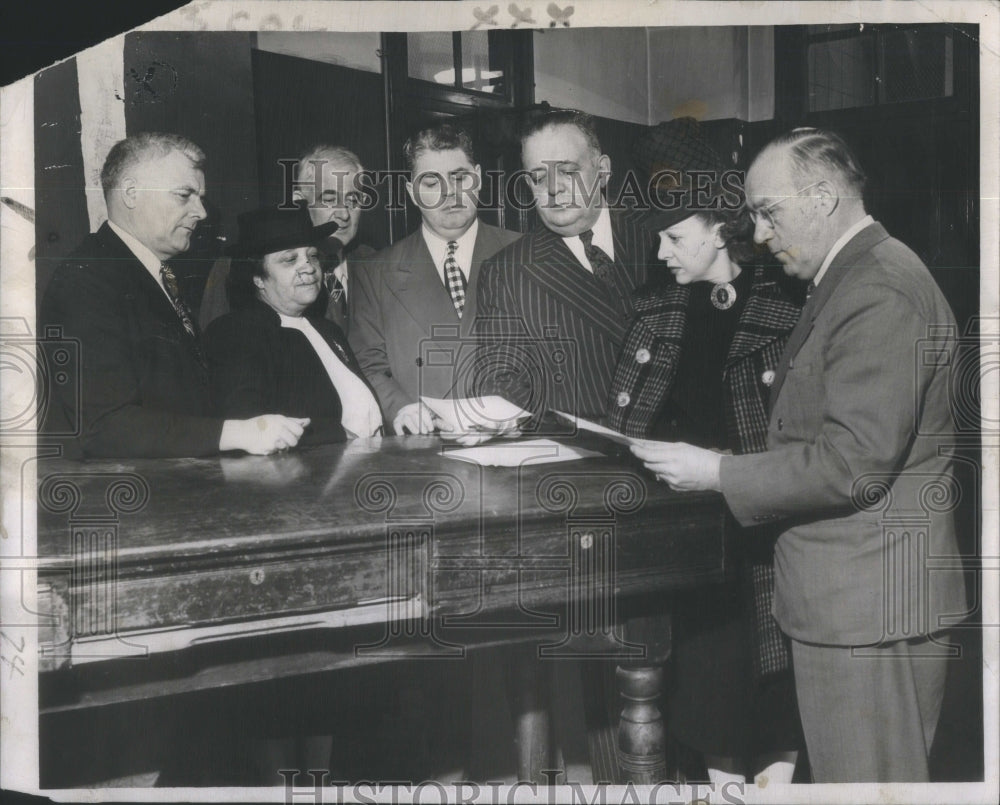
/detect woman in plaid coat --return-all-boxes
[607,133,803,784]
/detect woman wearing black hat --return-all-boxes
[612,120,803,785]
[204,206,383,446]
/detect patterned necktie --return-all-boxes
[160,263,198,339]
[579,229,615,287]
[325,267,347,320]
[443,240,467,318]
[160,263,204,364]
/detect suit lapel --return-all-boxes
[99,224,206,364]
[518,225,630,340]
[769,223,889,406]
[726,269,801,368]
[469,223,501,280]
[385,230,459,335]
[608,210,649,303]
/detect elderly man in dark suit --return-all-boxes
[349,122,520,435]
[632,128,967,782]
[41,132,307,458]
[469,109,655,422]
[199,143,375,334]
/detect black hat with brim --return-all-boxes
[226,206,339,257]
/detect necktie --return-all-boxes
[325,267,347,321]
[443,240,467,318]
[160,263,201,346]
[579,229,615,287]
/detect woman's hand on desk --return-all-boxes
[219,415,311,455]
[629,439,722,492]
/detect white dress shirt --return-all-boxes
[278,314,382,438]
[562,205,614,273]
[422,218,479,284]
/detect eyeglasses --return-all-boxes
[748,181,823,228]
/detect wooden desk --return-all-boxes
[37,435,728,783]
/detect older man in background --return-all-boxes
[199,143,374,334]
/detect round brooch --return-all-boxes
[710,282,737,310]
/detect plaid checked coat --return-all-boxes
[608,264,802,679]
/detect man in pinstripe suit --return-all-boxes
[464,109,656,425]
[454,110,657,783]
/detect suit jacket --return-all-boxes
[719,222,966,645]
[39,223,224,458]
[348,221,521,423]
[198,243,377,335]
[203,299,381,446]
[472,208,655,419]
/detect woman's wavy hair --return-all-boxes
[695,206,757,265]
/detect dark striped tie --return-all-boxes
[579,229,615,288]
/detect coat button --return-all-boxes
[761,370,775,386]
[635,348,651,364]
[777,418,784,431]
[415,357,423,367]
[616,392,631,408]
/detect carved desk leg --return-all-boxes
[615,663,666,784]
[505,645,551,783]
[615,609,672,784]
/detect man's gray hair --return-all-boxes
[294,144,364,180]
[768,127,867,198]
[100,132,205,198]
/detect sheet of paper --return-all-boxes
[441,439,602,467]
[421,395,530,433]
[550,410,636,446]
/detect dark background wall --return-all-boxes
[251,50,390,253]
[123,32,260,309]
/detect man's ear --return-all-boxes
[597,154,612,189]
[404,180,417,209]
[120,176,139,210]
[253,275,264,289]
[292,189,307,206]
[814,180,839,216]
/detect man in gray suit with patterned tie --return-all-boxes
[349,122,520,435]
[632,128,967,782]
